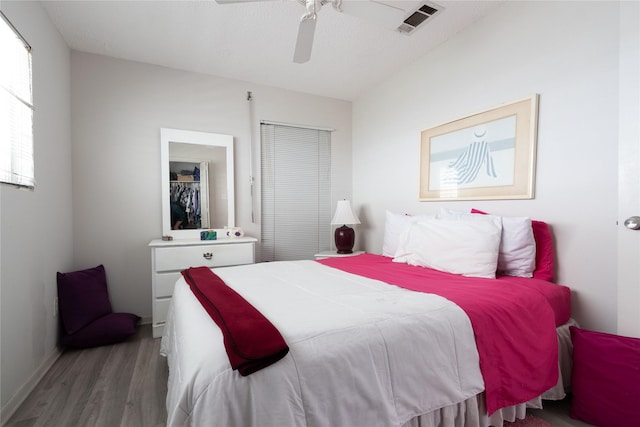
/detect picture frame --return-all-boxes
[419,94,539,201]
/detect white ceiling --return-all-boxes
[40,0,505,101]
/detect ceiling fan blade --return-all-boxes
[339,0,406,31]
[293,17,316,64]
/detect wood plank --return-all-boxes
[32,345,112,427]
[74,339,139,426]
[6,349,84,424]
[5,325,168,427]
[120,327,168,427]
[7,324,585,426]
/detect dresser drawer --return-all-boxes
[154,297,172,324]
[154,242,254,272]
[155,271,182,298]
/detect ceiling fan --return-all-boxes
[215,0,442,64]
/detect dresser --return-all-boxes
[149,237,257,338]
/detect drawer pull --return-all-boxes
[203,252,214,260]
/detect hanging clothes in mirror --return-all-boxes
[170,182,201,229]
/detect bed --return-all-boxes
[160,210,574,427]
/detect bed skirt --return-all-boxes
[401,319,576,427]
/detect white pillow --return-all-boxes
[436,207,469,219]
[436,208,536,277]
[393,217,502,279]
[496,216,536,277]
[382,210,435,257]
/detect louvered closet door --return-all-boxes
[261,123,331,261]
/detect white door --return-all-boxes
[616,1,640,338]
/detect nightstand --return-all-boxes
[314,250,365,260]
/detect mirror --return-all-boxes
[161,128,234,239]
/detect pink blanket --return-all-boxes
[182,267,289,376]
[318,254,564,414]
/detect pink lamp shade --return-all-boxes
[330,200,360,254]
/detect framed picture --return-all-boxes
[419,94,539,201]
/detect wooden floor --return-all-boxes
[6,325,168,427]
[530,399,595,427]
[7,324,592,427]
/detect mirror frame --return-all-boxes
[160,128,235,239]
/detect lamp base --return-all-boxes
[334,225,355,254]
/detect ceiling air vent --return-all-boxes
[397,1,442,34]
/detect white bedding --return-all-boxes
[161,260,485,427]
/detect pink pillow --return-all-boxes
[570,326,640,427]
[471,209,555,282]
[531,220,555,282]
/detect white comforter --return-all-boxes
[161,260,485,427]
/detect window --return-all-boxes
[0,12,33,188]
[261,123,331,261]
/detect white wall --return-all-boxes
[352,1,622,333]
[0,1,72,420]
[70,52,352,319]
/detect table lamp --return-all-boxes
[330,200,361,254]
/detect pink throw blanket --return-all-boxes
[318,254,563,414]
[182,267,289,376]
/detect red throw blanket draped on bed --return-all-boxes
[318,254,562,415]
[182,266,289,376]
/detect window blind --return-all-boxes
[261,123,331,261]
[0,12,34,188]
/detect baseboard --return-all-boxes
[1,346,62,425]
[139,316,152,325]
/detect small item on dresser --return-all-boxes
[200,230,217,241]
[161,235,173,241]
[226,227,244,238]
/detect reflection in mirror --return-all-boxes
[169,143,228,229]
[161,129,234,239]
